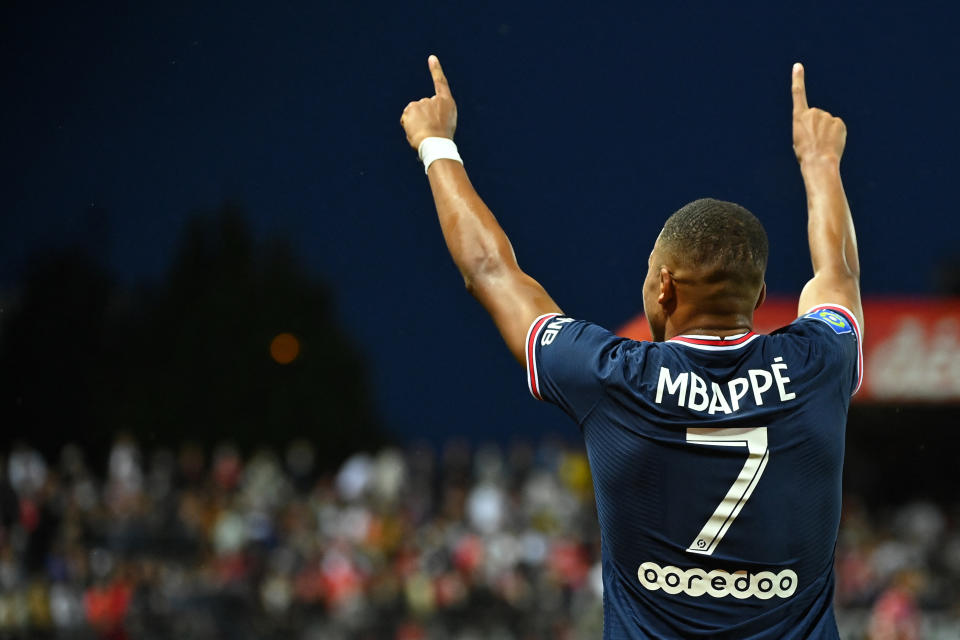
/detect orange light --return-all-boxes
[270,333,300,364]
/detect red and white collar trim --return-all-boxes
[668,331,760,351]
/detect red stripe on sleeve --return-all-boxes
[526,313,560,401]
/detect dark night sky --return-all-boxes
[2,2,957,443]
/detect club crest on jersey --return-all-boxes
[541,317,574,346]
[804,308,852,334]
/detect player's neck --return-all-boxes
[664,311,755,340]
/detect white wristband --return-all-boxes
[418,137,463,174]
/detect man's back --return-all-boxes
[527,305,862,638]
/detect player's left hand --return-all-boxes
[401,55,458,150]
[791,63,846,167]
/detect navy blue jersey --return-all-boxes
[526,304,862,639]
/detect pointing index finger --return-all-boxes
[429,54,451,98]
[792,62,808,115]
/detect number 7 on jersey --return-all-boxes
[685,427,770,556]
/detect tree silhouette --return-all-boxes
[0,248,113,455]
[0,203,384,467]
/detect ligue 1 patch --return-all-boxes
[804,308,852,334]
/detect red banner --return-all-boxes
[617,298,960,403]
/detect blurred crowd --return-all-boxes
[0,437,957,640]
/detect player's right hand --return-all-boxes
[791,63,846,166]
[401,55,458,150]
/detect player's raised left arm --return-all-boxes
[400,56,562,364]
[792,63,864,330]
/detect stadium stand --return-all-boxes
[0,437,957,639]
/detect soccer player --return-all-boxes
[401,56,861,639]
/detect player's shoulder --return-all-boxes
[527,314,652,415]
[771,303,861,346]
[529,314,658,382]
[769,303,863,394]
[530,314,641,355]
[794,304,860,336]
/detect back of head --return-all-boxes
[659,198,768,289]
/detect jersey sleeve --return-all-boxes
[525,314,632,422]
[784,303,863,395]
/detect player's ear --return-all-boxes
[755,282,766,310]
[657,267,677,313]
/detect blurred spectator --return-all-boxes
[867,569,923,640]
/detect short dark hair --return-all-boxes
[659,198,768,284]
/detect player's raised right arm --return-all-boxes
[400,56,562,364]
[792,63,864,329]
